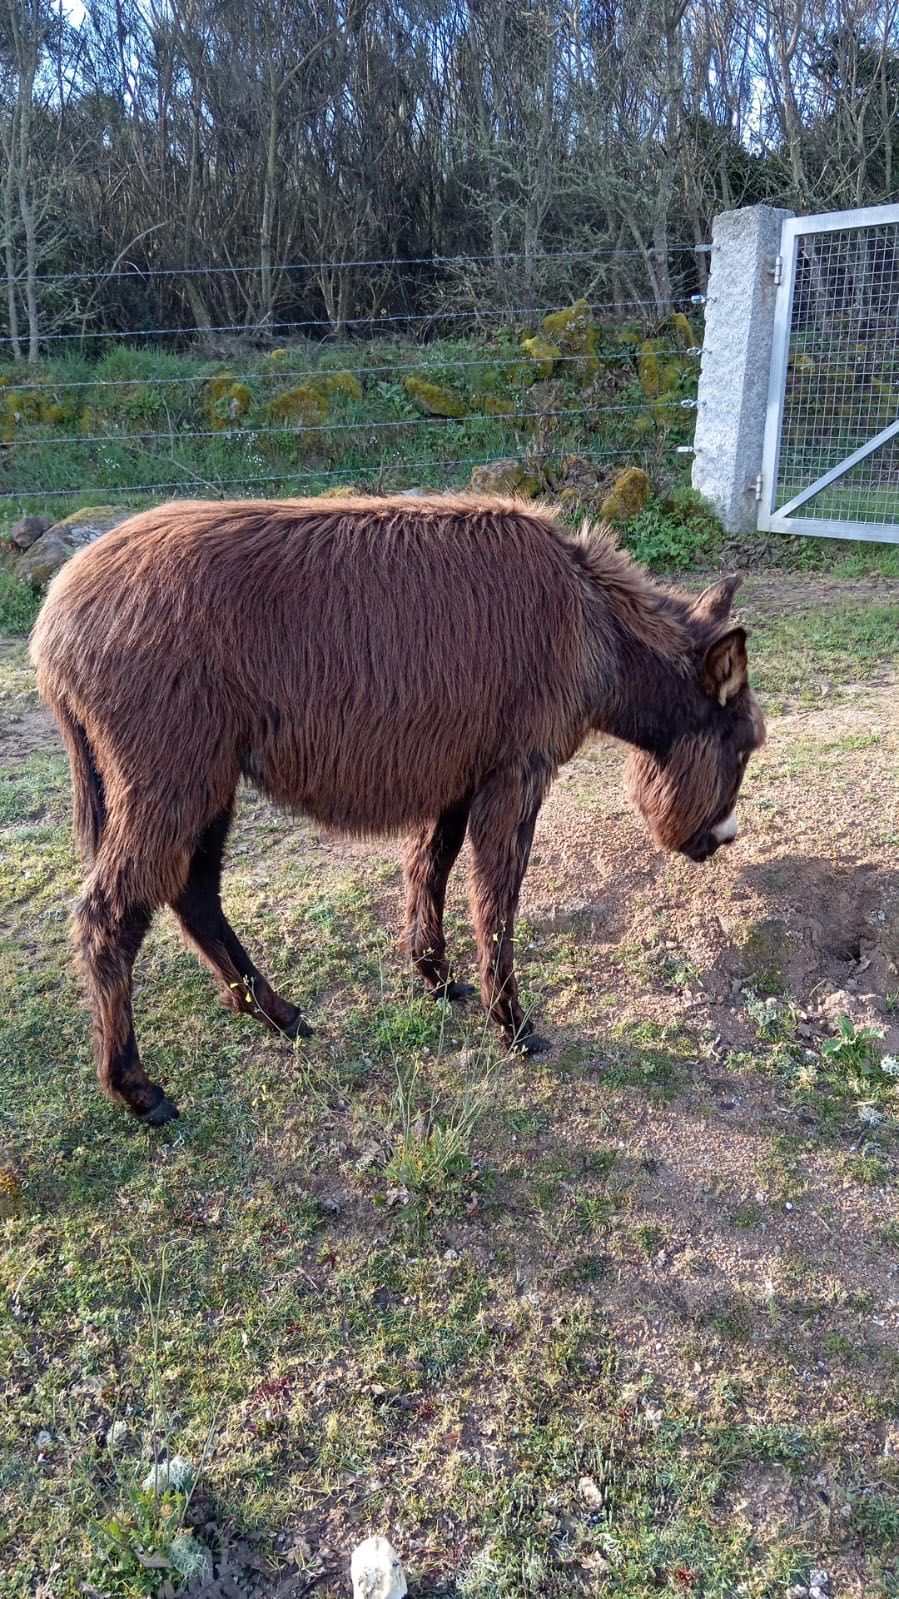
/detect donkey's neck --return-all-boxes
[572,529,706,757]
[587,608,704,758]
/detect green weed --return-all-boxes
[0,570,41,635]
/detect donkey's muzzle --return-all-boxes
[682,834,720,863]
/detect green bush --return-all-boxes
[619,487,723,571]
[0,568,42,634]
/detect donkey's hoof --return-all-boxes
[283,1009,313,1040]
[136,1085,180,1126]
[434,980,476,1003]
[509,1032,552,1057]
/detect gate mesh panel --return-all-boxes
[800,429,899,523]
[777,221,899,525]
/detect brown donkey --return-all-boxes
[31,494,764,1125]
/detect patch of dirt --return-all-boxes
[739,570,898,616]
[0,700,56,760]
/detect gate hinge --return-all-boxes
[754,473,764,502]
[772,254,783,285]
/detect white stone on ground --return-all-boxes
[350,1536,408,1599]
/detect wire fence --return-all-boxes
[0,243,711,290]
[0,252,705,514]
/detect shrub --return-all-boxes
[619,487,723,571]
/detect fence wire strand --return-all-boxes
[1,296,704,348]
[9,399,697,452]
[0,243,711,290]
[0,445,693,504]
[0,347,700,395]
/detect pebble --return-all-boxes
[140,1455,194,1493]
[350,1537,407,1599]
[578,1474,605,1508]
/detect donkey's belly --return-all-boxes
[249,718,488,837]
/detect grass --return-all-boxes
[0,569,41,634]
[0,332,697,524]
[747,600,899,705]
[1,518,899,1595]
[736,996,899,1143]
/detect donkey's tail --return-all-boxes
[53,698,107,861]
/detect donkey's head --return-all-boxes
[625,576,765,862]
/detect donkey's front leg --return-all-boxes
[467,756,552,1053]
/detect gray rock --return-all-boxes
[15,531,79,588]
[469,458,541,497]
[9,514,53,551]
[45,506,131,551]
[13,506,131,588]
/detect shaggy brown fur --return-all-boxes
[31,493,764,1124]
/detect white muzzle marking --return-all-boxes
[712,811,738,844]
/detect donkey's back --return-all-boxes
[33,494,590,840]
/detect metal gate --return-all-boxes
[758,202,899,542]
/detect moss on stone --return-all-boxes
[542,299,593,344]
[482,394,516,416]
[4,388,45,424]
[740,917,789,995]
[469,458,541,497]
[520,336,562,378]
[314,370,363,402]
[541,299,600,378]
[40,402,69,426]
[638,342,662,397]
[268,385,329,424]
[600,466,650,521]
[670,311,696,350]
[206,377,252,429]
[404,377,466,418]
[53,506,120,528]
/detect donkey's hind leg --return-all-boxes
[171,806,311,1039]
[75,888,178,1125]
[404,796,474,1002]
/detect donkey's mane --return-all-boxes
[571,522,694,660]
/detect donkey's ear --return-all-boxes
[702,626,748,704]
[692,574,742,628]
